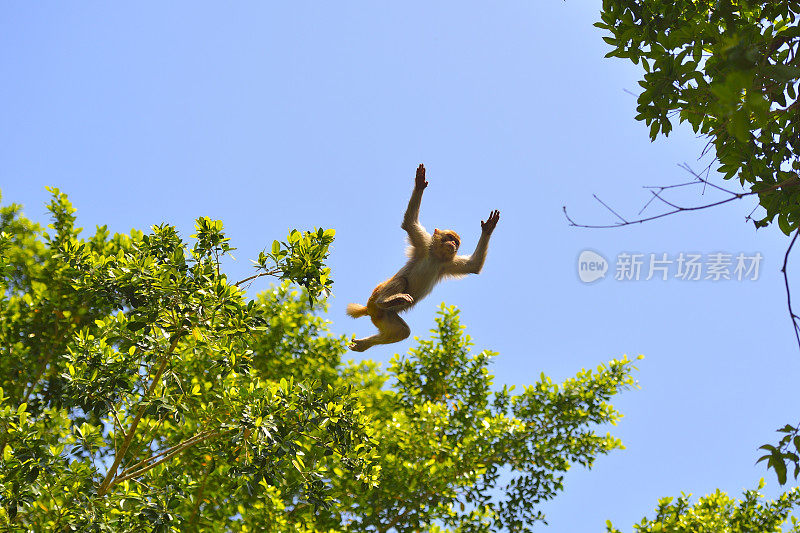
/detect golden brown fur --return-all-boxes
[347,164,499,352]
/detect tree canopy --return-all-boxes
[597,0,800,233]
[0,190,637,531]
[606,482,800,532]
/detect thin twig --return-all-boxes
[564,195,741,228]
[649,190,684,210]
[781,230,800,352]
[637,194,658,215]
[565,168,793,229]
[745,202,760,221]
[678,162,739,196]
[114,430,229,486]
[233,268,281,288]
[111,408,123,455]
[643,181,699,190]
[593,194,628,224]
[121,429,213,479]
[700,138,716,158]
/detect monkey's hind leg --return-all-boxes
[349,311,411,352]
[377,293,414,312]
[370,277,412,312]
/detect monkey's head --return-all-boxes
[431,229,460,260]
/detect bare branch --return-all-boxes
[648,190,684,210]
[593,194,628,224]
[638,191,660,215]
[678,163,739,196]
[564,165,795,230]
[564,195,742,229]
[233,268,281,288]
[121,427,211,480]
[567,162,800,359]
[114,431,222,486]
[643,180,700,190]
[745,202,760,222]
[781,229,800,353]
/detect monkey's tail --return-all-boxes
[346,303,369,318]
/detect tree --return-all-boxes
[315,306,637,532]
[0,188,374,532]
[0,189,637,531]
[596,0,800,232]
[605,481,800,533]
[593,0,800,488]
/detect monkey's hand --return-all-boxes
[415,164,428,190]
[481,210,500,234]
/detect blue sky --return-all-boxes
[2,2,798,530]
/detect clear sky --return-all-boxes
[2,2,799,530]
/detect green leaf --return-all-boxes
[728,110,749,142]
[763,64,800,83]
[775,459,788,485]
[778,214,791,235]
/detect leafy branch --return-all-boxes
[113,429,229,486]
[235,228,335,306]
[757,422,800,485]
[97,335,181,496]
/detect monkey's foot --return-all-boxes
[349,339,372,352]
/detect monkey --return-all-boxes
[346,163,500,352]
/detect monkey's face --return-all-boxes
[432,229,460,260]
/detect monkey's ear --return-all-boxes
[433,228,440,235]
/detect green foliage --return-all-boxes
[597,0,800,232]
[312,306,639,532]
[0,190,637,531]
[606,481,800,532]
[758,423,800,486]
[0,190,374,531]
[255,228,335,306]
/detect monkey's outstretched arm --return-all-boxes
[444,210,500,276]
[401,164,431,250]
